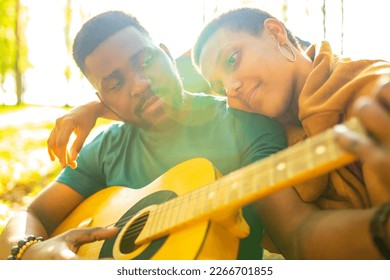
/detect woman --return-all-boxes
[191,7,390,208]
[47,8,390,259]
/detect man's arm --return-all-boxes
[48,101,119,169]
[257,187,386,259]
[0,182,117,260]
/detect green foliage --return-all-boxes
[0,0,16,84]
[64,65,71,81]
[64,0,73,82]
[281,0,288,23]
[0,0,30,87]
[64,0,72,53]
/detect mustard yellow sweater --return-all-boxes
[291,41,390,209]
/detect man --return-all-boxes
[0,11,286,260]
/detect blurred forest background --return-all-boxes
[1,0,389,237]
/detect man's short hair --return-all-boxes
[73,11,150,74]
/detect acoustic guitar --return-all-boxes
[51,117,365,259]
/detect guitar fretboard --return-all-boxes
[137,117,365,243]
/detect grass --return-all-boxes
[0,105,66,232]
[0,104,112,234]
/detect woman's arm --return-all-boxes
[48,101,119,168]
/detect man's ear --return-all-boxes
[263,18,288,44]
[159,43,175,62]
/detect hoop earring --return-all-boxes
[278,42,296,62]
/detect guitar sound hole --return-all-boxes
[120,212,149,254]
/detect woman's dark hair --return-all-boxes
[73,11,150,74]
[192,8,299,67]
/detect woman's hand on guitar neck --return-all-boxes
[47,101,111,169]
[335,81,390,205]
[21,227,118,260]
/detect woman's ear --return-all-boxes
[263,18,288,44]
[159,43,175,62]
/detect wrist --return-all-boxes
[89,100,107,119]
[370,201,390,259]
[7,235,43,260]
[386,206,390,248]
[93,98,119,120]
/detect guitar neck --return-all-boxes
[138,117,365,243]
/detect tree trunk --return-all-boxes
[14,0,23,105]
[322,0,326,39]
[340,0,344,54]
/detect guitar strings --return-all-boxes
[100,158,282,241]
[79,131,336,244]
[103,130,332,240]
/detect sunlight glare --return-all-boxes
[10,0,390,107]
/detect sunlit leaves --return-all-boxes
[0,0,30,103]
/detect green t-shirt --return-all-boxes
[57,93,287,259]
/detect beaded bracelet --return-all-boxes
[370,202,390,259]
[7,235,44,260]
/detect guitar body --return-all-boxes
[51,158,239,260]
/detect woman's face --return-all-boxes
[198,24,297,118]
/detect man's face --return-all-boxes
[84,26,183,129]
